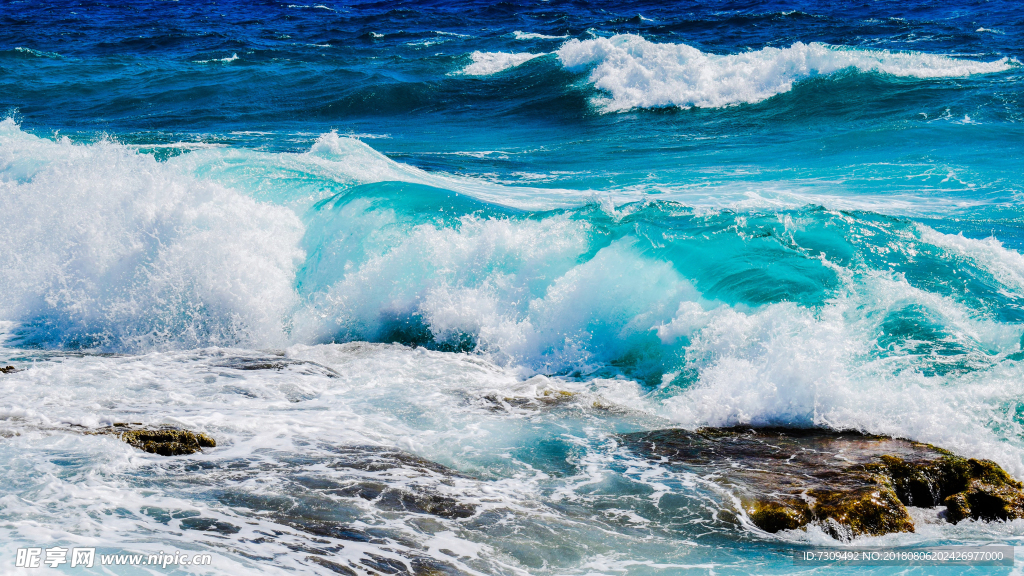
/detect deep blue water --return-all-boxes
[2,1,1024,574]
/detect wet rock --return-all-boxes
[326,445,469,478]
[621,427,1024,539]
[98,424,216,456]
[179,517,241,534]
[939,458,1024,523]
[307,556,358,575]
[481,389,580,411]
[306,554,464,576]
[408,557,466,576]
[213,356,339,378]
[273,516,377,544]
[360,553,409,574]
[322,446,477,519]
[333,481,476,519]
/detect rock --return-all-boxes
[939,459,1024,523]
[621,427,1024,540]
[179,517,240,534]
[482,389,578,410]
[0,366,18,374]
[97,424,216,456]
[332,481,476,519]
[306,553,465,576]
[322,446,477,519]
[213,356,339,378]
[307,556,358,575]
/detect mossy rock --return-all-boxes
[621,427,1024,539]
[746,499,807,532]
[97,425,216,456]
[943,480,1024,523]
[872,453,1024,523]
[809,487,914,538]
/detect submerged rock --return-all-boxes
[331,480,476,519]
[323,445,478,519]
[213,356,340,378]
[97,424,216,456]
[621,427,1024,540]
[482,389,579,411]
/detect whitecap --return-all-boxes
[555,34,1013,111]
[13,47,61,59]
[193,53,238,64]
[456,51,547,75]
[513,31,568,40]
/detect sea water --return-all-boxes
[1,1,1023,574]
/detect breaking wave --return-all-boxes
[557,35,1012,110]
[457,50,547,75]
[461,34,1013,110]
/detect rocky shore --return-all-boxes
[94,423,217,456]
[622,427,1024,540]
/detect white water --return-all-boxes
[5,119,1024,573]
[556,35,1012,110]
[457,34,1013,110]
[457,51,546,75]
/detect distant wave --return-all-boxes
[556,35,1013,110]
[193,53,239,64]
[10,47,62,59]
[513,31,568,40]
[457,51,545,75]
[455,34,1012,110]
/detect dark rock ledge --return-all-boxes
[621,427,1024,540]
[90,424,216,456]
[3,423,217,456]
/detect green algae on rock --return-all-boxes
[99,424,216,456]
[621,427,1024,540]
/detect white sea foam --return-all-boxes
[917,225,1024,295]
[0,119,303,350]
[13,46,62,58]
[513,31,568,40]
[193,52,238,64]
[0,345,538,575]
[457,50,546,75]
[659,267,1024,476]
[555,34,1013,110]
[290,210,699,375]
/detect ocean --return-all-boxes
[1,0,1023,573]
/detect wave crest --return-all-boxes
[555,34,1012,110]
[0,120,304,350]
[457,51,546,75]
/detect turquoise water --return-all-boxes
[2,1,1024,574]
